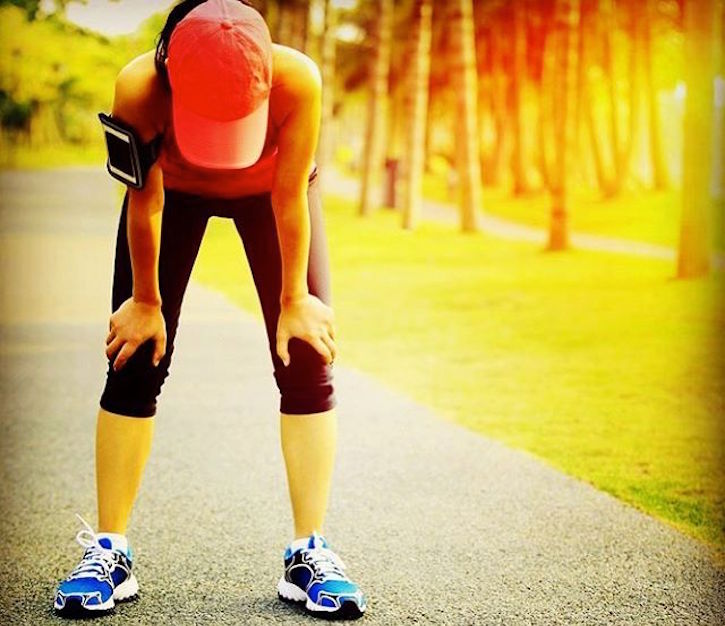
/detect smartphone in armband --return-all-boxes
[98,113,160,189]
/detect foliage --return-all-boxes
[0,4,155,150]
[0,0,69,20]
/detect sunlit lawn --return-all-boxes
[193,191,725,556]
[422,173,725,252]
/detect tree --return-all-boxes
[599,0,637,196]
[510,0,531,195]
[316,0,336,190]
[677,0,718,278]
[400,0,432,230]
[359,0,393,216]
[449,0,482,232]
[0,0,68,20]
[642,0,670,190]
[275,0,309,52]
[721,0,725,200]
[580,0,609,191]
[533,0,557,192]
[547,0,579,251]
[478,21,508,187]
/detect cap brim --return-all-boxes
[172,97,269,169]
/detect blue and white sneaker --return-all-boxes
[277,531,366,620]
[53,514,139,617]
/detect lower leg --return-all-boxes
[280,408,337,539]
[96,408,154,534]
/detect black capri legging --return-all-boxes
[99,168,336,418]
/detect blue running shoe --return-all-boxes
[53,514,138,617]
[277,531,366,620]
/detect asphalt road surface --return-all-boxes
[1,169,723,625]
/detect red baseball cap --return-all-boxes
[167,0,273,169]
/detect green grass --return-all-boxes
[193,192,725,558]
[422,173,725,252]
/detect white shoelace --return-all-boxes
[304,545,348,581]
[65,514,115,582]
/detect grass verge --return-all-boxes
[422,173,725,252]
[193,191,725,558]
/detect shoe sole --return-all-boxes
[53,574,139,618]
[277,577,365,620]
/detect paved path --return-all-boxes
[1,169,723,625]
[327,169,725,270]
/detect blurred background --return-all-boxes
[0,0,723,558]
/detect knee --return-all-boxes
[100,340,172,418]
[273,338,337,415]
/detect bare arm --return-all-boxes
[104,62,167,371]
[270,60,321,305]
[272,55,336,366]
[125,164,163,307]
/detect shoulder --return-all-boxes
[272,44,321,86]
[112,50,167,141]
[269,45,321,128]
[272,45,321,99]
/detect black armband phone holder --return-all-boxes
[98,112,162,189]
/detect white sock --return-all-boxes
[97,532,129,553]
[289,536,310,552]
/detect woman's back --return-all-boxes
[114,46,317,199]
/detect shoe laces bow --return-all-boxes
[65,514,116,582]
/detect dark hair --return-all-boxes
[154,0,257,90]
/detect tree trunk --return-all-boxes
[258,0,280,38]
[600,0,624,193]
[548,0,579,251]
[677,0,717,279]
[536,6,555,192]
[295,1,310,52]
[449,0,482,232]
[489,27,507,187]
[276,1,308,51]
[316,0,336,191]
[575,0,593,187]
[580,0,608,191]
[584,76,609,193]
[29,100,61,148]
[296,1,310,53]
[276,3,292,45]
[304,0,317,57]
[359,0,394,216]
[721,2,725,200]
[401,0,432,230]
[642,0,669,190]
[510,0,530,195]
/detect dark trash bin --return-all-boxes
[384,158,399,209]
